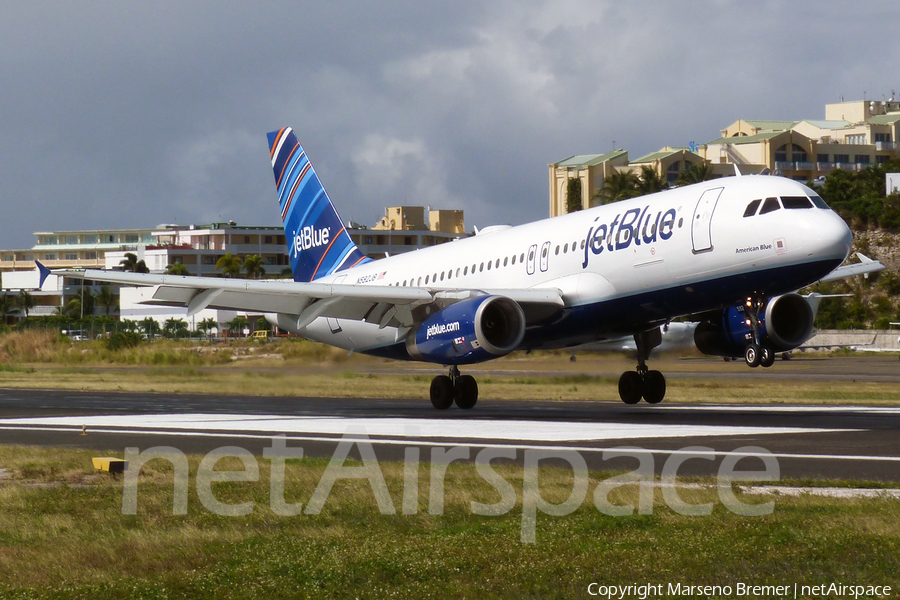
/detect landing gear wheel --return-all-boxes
[760,346,775,368]
[642,370,666,404]
[454,375,478,409]
[745,343,761,368]
[430,375,454,410]
[618,371,643,405]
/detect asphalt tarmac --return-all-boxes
[0,374,898,481]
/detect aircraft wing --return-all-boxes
[816,253,884,283]
[52,267,564,329]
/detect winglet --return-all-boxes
[35,261,51,288]
[733,164,742,177]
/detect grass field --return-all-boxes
[0,446,898,599]
[0,331,899,404]
[1,332,899,597]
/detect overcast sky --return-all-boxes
[1,1,898,249]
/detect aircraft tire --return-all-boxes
[454,375,478,409]
[760,346,776,368]
[745,343,761,368]
[642,370,666,404]
[618,371,643,404]
[430,375,455,409]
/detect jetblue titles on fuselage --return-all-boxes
[582,205,678,268]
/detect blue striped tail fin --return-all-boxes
[267,127,371,282]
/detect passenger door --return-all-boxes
[691,187,723,254]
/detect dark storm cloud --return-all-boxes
[1,1,897,249]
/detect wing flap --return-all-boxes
[55,268,565,328]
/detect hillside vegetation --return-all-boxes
[810,159,900,328]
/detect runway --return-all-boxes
[1,388,899,481]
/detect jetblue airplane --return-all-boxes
[52,127,856,409]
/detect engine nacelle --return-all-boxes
[406,295,526,365]
[694,293,814,357]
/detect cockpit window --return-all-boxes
[810,195,830,209]
[781,196,813,209]
[759,197,781,215]
[743,199,762,218]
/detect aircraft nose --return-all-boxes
[811,210,853,261]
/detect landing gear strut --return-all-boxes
[430,366,478,410]
[618,328,667,404]
[742,297,775,368]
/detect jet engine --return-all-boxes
[694,293,814,357]
[406,295,526,365]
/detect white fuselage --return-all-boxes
[293,176,852,356]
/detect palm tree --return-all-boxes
[140,317,161,340]
[243,255,266,279]
[121,319,140,332]
[197,317,218,339]
[637,165,668,195]
[593,171,640,205]
[165,263,190,276]
[120,252,150,273]
[215,253,242,278]
[675,162,714,186]
[163,318,188,339]
[17,290,36,318]
[63,291,95,319]
[95,285,117,316]
[226,315,248,338]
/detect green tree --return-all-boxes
[243,254,266,279]
[216,253,242,278]
[255,316,272,332]
[17,290,36,318]
[165,262,190,276]
[226,315,248,337]
[565,178,582,213]
[121,319,140,332]
[818,159,900,231]
[594,171,640,205]
[95,285,117,317]
[0,294,14,324]
[163,318,188,339]
[197,317,218,339]
[637,165,668,195]
[140,317,161,340]
[675,162,714,186]
[120,252,150,273]
[64,291,95,319]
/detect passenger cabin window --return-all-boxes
[759,197,781,215]
[781,196,813,209]
[743,199,762,218]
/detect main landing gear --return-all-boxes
[742,297,775,369]
[430,366,478,410]
[618,328,667,404]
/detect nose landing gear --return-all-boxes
[742,297,775,368]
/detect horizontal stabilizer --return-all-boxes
[817,253,885,283]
